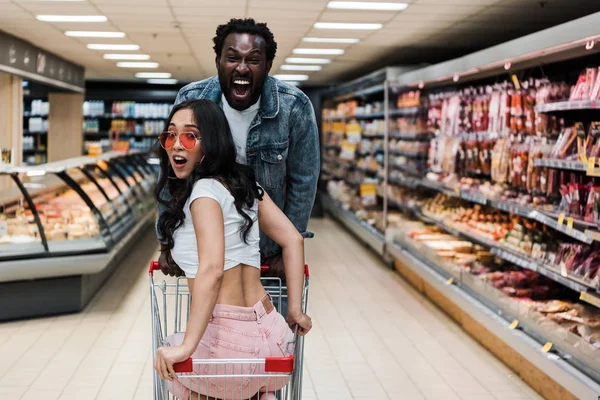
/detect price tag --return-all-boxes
[446,277,454,285]
[580,291,600,308]
[511,74,521,90]
[509,319,519,330]
[0,220,7,237]
[567,217,574,232]
[557,213,565,226]
[542,342,553,353]
[589,157,596,170]
[579,152,588,164]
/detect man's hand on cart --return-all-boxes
[158,244,186,277]
[287,310,312,336]
[154,344,190,382]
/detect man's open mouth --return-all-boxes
[232,78,251,98]
[172,155,187,169]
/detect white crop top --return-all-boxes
[171,178,260,278]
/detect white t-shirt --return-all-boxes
[171,179,260,278]
[221,95,260,164]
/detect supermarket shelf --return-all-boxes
[386,240,600,399]
[356,167,379,175]
[362,134,385,139]
[321,194,385,256]
[84,132,161,139]
[23,112,47,118]
[23,130,47,135]
[323,107,421,122]
[417,178,593,244]
[389,149,428,158]
[322,171,360,188]
[84,116,167,120]
[535,100,600,113]
[418,211,599,295]
[390,164,426,176]
[357,149,384,157]
[23,149,46,155]
[533,158,587,171]
[388,176,419,189]
[390,132,432,141]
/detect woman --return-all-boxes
[153,99,312,400]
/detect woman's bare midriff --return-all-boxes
[187,264,267,307]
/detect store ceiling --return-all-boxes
[1,0,599,86]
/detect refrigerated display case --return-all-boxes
[0,151,157,321]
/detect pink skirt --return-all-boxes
[165,296,294,399]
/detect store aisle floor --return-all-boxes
[0,217,542,400]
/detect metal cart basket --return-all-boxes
[149,261,310,400]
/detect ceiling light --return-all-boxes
[314,22,382,30]
[103,54,150,60]
[87,44,140,51]
[418,81,424,89]
[302,37,359,44]
[147,79,178,85]
[453,74,460,82]
[285,57,332,64]
[36,15,107,22]
[273,74,309,81]
[327,1,408,11]
[136,72,172,78]
[504,61,511,70]
[285,81,301,86]
[293,48,344,55]
[117,62,158,68]
[281,65,322,71]
[65,31,124,38]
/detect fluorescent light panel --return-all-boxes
[136,72,172,78]
[103,54,150,60]
[327,1,408,11]
[303,37,359,44]
[281,65,322,71]
[36,15,107,22]
[117,62,158,68]
[273,74,309,81]
[314,22,382,30]
[87,44,140,50]
[293,48,344,55]
[65,31,125,38]
[147,79,178,85]
[285,57,332,64]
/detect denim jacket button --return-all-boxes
[277,154,282,161]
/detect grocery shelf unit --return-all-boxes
[320,66,419,255]
[0,151,157,321]
[22,97,49,166]
[83,81,183,155]
[320,12,600,400]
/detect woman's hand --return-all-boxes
[154,345,190,381]
[287,311,312,336]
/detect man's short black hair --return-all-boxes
[213,18,277,61]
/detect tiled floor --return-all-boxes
[0,217,542,400]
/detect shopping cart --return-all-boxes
[149,261,310,400]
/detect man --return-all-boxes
[157,18,320,310]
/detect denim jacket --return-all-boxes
[157,75,320,261]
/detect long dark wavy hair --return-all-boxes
[154,99,263,250]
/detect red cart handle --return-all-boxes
[173,358,193,373]
[149,260,160,275]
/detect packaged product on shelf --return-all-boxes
[397,90,421,109]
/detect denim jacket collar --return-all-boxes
[199,75,280,119]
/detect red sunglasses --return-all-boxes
[159,131,201,150]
